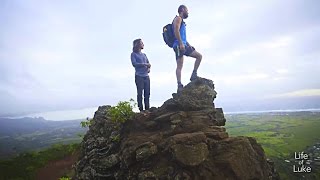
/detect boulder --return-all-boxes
[74,77,279,180]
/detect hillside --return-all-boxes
[226,111,320,180]
[0,117,87,159]
[0,143,79,180]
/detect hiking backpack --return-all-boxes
[162,17,184,48]
[162,23,175,48]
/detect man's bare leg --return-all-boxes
[176,56,184,91]
[188,50,202,81]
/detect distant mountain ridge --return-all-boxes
[0,117,83,136]
[0,117,87,159]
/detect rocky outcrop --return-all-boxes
[74,78,279,180]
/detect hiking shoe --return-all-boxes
[177,84,184,93]
[190,72,199,81]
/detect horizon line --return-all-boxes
[1,108,320,121]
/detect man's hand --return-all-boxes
[179,43,185,51]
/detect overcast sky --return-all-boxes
[1,0,320,117]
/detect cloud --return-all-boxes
[260,36,293,49]
[188,33,213,50]
[275,69,289,74]
[209,73,270,86]
[206,35,294,65]
[192,0,320,56]
[151,72,176,87]
[1,0,320,116]
[268,89,320,98]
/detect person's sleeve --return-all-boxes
[145,54,149,63]
[131,53,145,67]
[145,54,150,73]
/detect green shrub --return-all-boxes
[80,117,92,128]
[111,134,120,142]
[59,177,71,180]
[108,99,136,123]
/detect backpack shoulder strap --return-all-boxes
[172,16,183,25]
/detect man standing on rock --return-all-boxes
[173,5,203,92]
[131,38,151,112]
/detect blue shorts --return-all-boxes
[173,45,195,60]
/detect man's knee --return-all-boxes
[197,53,202,60]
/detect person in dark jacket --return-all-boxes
[131,38,151,112]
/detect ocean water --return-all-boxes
[3,102,165,121]
[4,107,99,121]
[225,108,320,114]
[3,106,320,121]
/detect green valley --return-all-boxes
[225,111,320,180]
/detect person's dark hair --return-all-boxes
[178,5,187,13]
[132,38,141,52]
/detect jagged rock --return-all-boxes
[100,154,119,168]
[138,171,156,180]
[174,171,191,180]
[136,142,158,161]
[169,132,207,144]
[170,78,217,111]
[204,131,229,140]
[74,77,279,180]
[154,112,176,122]
[171,143,209,166]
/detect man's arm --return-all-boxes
[131,53,147,67]
[173,16,183,47]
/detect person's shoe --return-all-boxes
[177,84,184,93]
[140,110,147,115]
[190,71,199,81]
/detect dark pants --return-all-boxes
[135,75,150,111]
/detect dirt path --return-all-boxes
[35,151,79,180]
